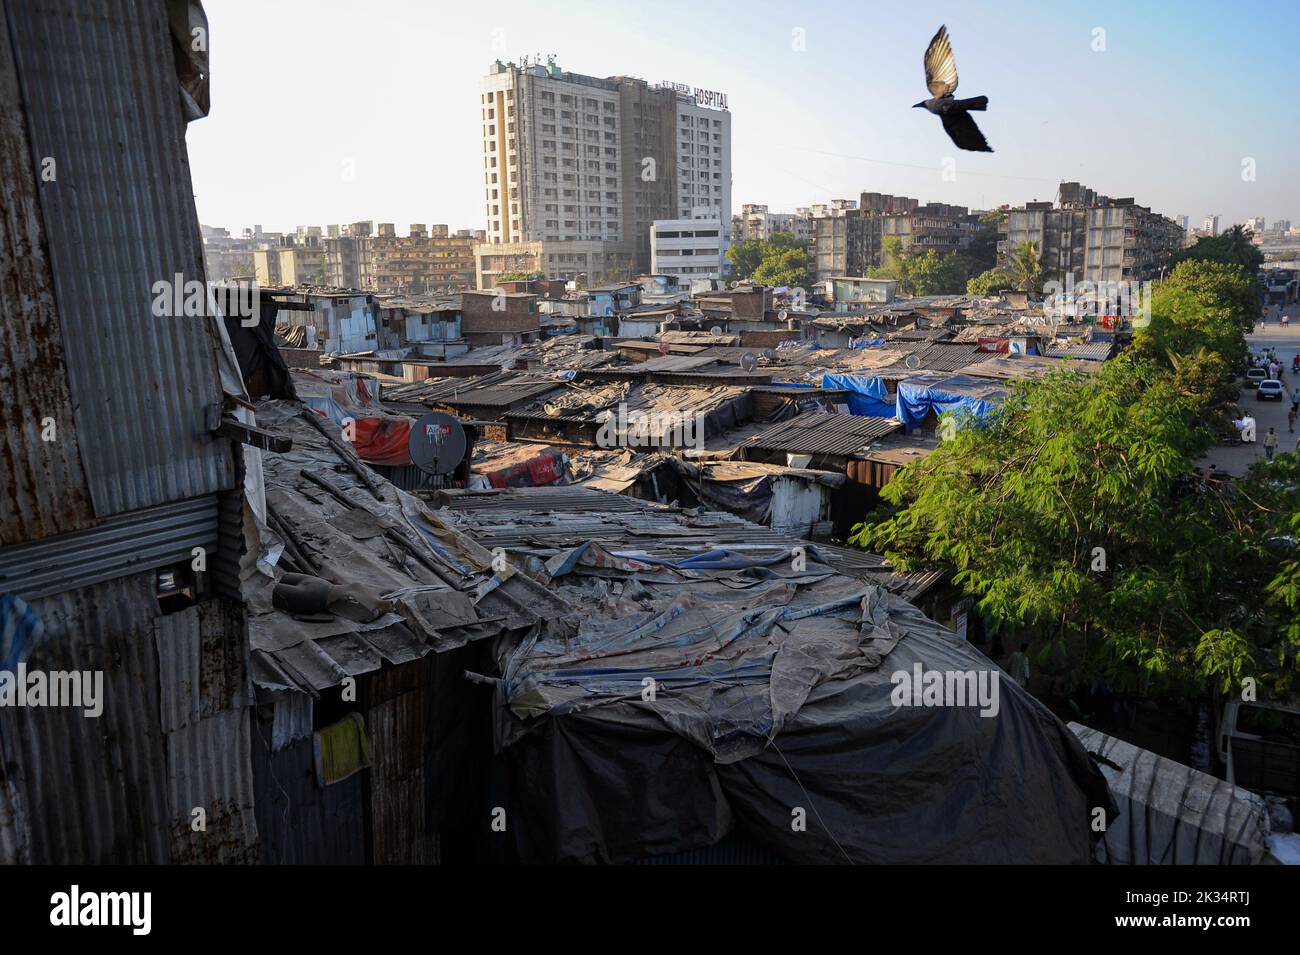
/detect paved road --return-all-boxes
[1199,303,1300,476]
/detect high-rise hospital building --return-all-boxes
[476,58,731,287]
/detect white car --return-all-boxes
[1257,379,1285,401]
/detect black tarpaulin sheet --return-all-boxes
[491,556,1112,863]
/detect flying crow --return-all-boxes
[914,25,992,152]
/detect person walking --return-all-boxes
[1264,427,1280,460]
[1292,385,1300,413]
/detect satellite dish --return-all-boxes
[710,325,723,336]
[761,348,776,361]
[904,353,921,370]
[739,352,758,372]
[408,412,467,476]
[778,310,788,322]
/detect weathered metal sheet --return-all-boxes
[250,718,367,865]
[0,573,257,863]
[744,412,902,457]
[0,495,220,600]
[0,572,171,863]
[165,707,259,864]
[369,664,437,864]
[6,0,235,518]
[0,0,95,545]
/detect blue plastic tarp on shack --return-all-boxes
[895,373,1005,431]
[822,374,893,417]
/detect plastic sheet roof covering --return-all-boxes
[435,485,934,600]
[457,487,1112,863]
[743,412,903,458]
[895,373,1008,430]
[244,400,570,695]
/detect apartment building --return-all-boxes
[477,58,731,284]
[813,194,974,279]
[1002,182,1184,285]
[358,223,476,294]
[651,209,729,281]
[734,203,810,243]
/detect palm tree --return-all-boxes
[1007,240,1044,295]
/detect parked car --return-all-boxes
[1245,368,1268,389]
[1218,701,1300,801]
[1258,379,1285,401]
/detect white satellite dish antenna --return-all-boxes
[739,352,758,372]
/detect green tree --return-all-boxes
[1006,240,1044,294]
[752,246,810,288]
[1177,225,1265,275]
[1158,259,1259,335]
[726,239,765,280]
[850,358,1300,698]
[967,267,1015,296]
[869,237,968,295]
[730,231,811,287]
[1130,285,1248,379]
[497,270,544,282]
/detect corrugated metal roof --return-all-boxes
[1043,340,1115,361]
[7,0,235,518]
[743,412,903,457]
[957,354,1099,380]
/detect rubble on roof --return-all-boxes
[243,400,568,696]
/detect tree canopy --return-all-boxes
[727,230,809,287]
[1177,224,1264,275]
[850,262,1298,700]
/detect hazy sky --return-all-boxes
[189,0,1300,234]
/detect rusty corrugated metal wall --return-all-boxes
[368,659,438,864]
[0,576,258,863]
[4,0,234,522]
[0,0,95,546]
[250,718,367,865]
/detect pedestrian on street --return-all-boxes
[1263,427,1280,461]
[1292,386,1300,412]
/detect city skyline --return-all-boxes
[188,0,1300,235]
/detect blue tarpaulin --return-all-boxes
[822,374,893,417]
[895,373,1005,431]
